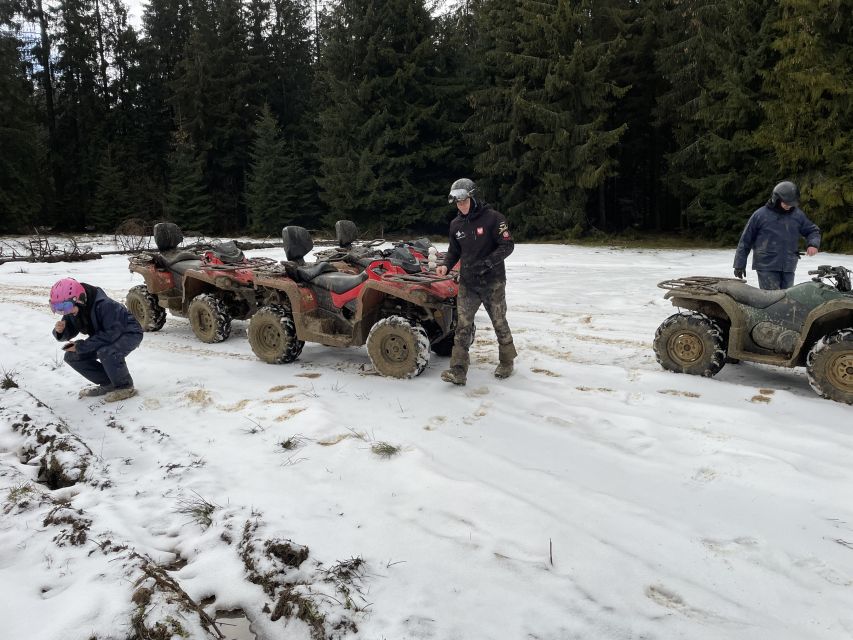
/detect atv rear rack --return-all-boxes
[657,276,739,295]
[381,273,456,284]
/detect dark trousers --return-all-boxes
[451,278,515,369]
[64,333,143,389]
[756,270,795,290]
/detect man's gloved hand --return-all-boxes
[734,268,746,279]
[471,258,494,277]
[475,258,495,276]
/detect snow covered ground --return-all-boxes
[1,237,851,640]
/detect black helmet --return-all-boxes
[448,178,477,203]
[770,181,800,207]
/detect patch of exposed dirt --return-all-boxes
[275,408,306,422]
[240,519,363,639]
[269,384,297,392]
[184,389,214,407]
[531,367,560,377]
[658,389,701,398]
[219,399,251,412]
[264,394,300,405]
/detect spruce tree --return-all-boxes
[171,0,253,231]
[246,104,299,234]
[755,0,853,251]
[0,24,47,231]
[469,0,627,238]
[427,3,481,229]
[135,0,194,215]
[164,127,215,232]
[246,0,320,226]
[51,0,109,229]
[314,0,450,233]
[90,147,132,231]
[653,0,782,241]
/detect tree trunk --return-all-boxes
[34,0,55,143]
[94,0,110,106]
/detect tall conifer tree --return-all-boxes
[654,0,779,240]
[172,0,253,231]
[246,104,301,233]
[314,0,450,232]
[755,0,852,250]
[0,23,47,230]
[51,0,108,228]
[164,127,215,232]
[469,0,627,237]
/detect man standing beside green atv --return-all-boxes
[733,181,821,290]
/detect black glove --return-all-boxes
[734,268,746,279]
[471,258,494,277]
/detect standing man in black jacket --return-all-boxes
[436,178,516,385]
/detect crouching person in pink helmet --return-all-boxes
[50,278,143,402]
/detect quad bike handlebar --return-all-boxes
[808,265,852,292]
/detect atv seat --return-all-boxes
[411,238,434,253]
[296,261,337,281]
[386,246,422,274]
[308,270,369,294]
[169,258,204,276]
[712,281,786,309]
[207,240,245,264]
[156,249,203,269]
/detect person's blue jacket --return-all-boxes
[53,284,142,356]
[733,203,820,272]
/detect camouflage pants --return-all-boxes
[450,278,516,370]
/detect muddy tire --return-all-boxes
[125,285,166,332]
[188,294,231,343]
[806,329,853,404]
[248,305,304,364]
[431,324,476,357]
[653,312,726,377]
[367,316,430,378]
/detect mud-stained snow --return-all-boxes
[1,237,852,640]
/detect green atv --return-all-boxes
[654,265,853,404]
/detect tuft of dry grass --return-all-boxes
[1,367,19,389]
[370,442,401,458]
[174,490,218,529]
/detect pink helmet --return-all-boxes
[49,278,86,313]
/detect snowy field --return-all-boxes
[0,237,851,640]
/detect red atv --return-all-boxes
[247,226,461,378]
[126,223,275,343]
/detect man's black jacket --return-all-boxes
[443,200,514,285]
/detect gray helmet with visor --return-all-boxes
[448,178,477,204]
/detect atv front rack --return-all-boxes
[657,276,739,295]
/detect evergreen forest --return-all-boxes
[1,0,851,249]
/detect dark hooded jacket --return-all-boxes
[443,199,514,285]
[733,202,820,272]
[52,283,142,356]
